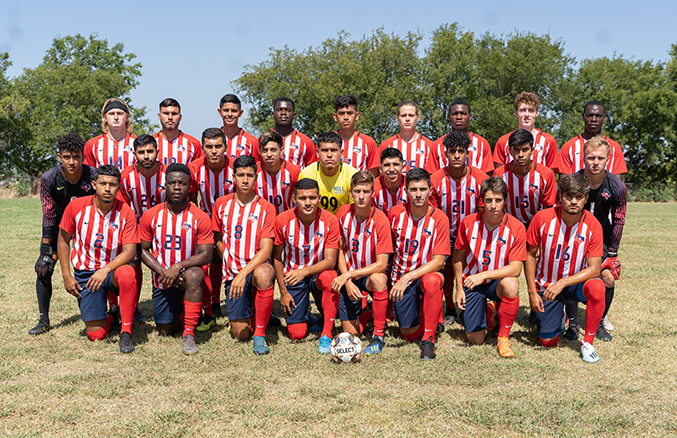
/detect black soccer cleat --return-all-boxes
[212,303,223,318]
[108,305,121,332]
[596,324,612,342]
[564,324,580,341]
[119,332,135,354]
[420,339,436,360]
[436,322,445,335]
[28,320,50,335]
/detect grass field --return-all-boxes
[1,199,676,437]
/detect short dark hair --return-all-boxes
[133,134,157,150]
[316,132,343,148]
[508,129,534,149]
[202,127,226,145]
[259,131,283,150]
[294,178,320,193]
[57,133,86,154]
[380,147,404,164]
[233,155,257,173]
[443,131,471,152]
[480,176,508,201]
[405,167,431,189]
[166,163,191,178]
[558,173,590,197]
[219,94,242,110]
[583,100,606,115]
[448,99,471,115]
[397,100,419,115]
[273,96,295,111]
[94,164,121,183]
[334,94,358,111]
[159,98,181,111]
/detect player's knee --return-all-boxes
[498,277,519,298]
[369,273,388,291]
[583,278,605,303]
[316,270,337,290]
[539,335,560,348]
[253,263,275,289]
[401,328,420,343]
[183,267,204,286]
[86,327,108,341]
[231,321,252,341]
[421,273,442,294]
[466,331,486,345]
[287,322,307,340]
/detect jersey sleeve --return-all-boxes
[542,133,559,169]
[374,211,393,255]
[609,176,627,251]
[59,199,79,235]
[273,214,286,246]
[508,219,527,262]
[188,164,199,194]
[493,135,508,166]
[196,210,215,245]
[454,215,471,251]
[120,205,140,245]
[609,141,628,175]
[587,214,604,258]
[433,210,451,256]
[479,138,495,173]
[365,136,379,170]
[541,166,557,207]
[261,201,276,240]
[526,211,544,248]
[428,171,441,208]
[83,138,96,167]
[211,198,224,233]
[138,209,154,243]
[557,142,573,174]
[40,170,57,237]
[324,212,340,250]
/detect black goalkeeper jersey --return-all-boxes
[40,164,96,239]
[578,169,627,252]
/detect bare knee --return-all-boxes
[157,322,180,336]
[230,320,252,341]
[253,263,275,289]
[466,330,487,345]
[498,277,519,298]
[368,273,388,292]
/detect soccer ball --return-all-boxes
[330,332,363,364]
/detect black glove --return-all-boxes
[35,243,55,279]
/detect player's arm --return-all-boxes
[526,244,543,312]
[57,229,82,298]
[390,254,446,302]
[333,252,389,301]
[86,243,136,293]
[543,256,602,303]
[140,240,173,286]
[284,248,338,286]
[273,244,296,316]
[229,238,273,300]
[453,248,467,310]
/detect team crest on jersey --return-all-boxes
[282,181,290,187]
[315,230,324,238]
[178,144,186,151]
[467,188,475,194]
[530,183,539,190]
[423,229,432,237]
[181,222,192,231]
[291,143,299,150]
[334,187,345,194]
[237,143,246,151]
[81,182,91,191]
[364,228,372,236]
[602,189,611,200]
[158,184,165,190]
[248,213,259,222]
[108,223,119,231]
[497,236,507,246]
[575,233,586,243]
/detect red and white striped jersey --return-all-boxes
[138,202,214,289]
[223,128,259,161]
[212,193,276,281]
[429,166,489,237]
[493,162,557,225]
[527,207,604,291]
[254,129,316,169]
[557,134,628,175]
[339,131,379,171]
[388,204,451,284]
[255,161,300,215]
[337,204,393,271]
[379,133,435,173]
[274,208,340,276]
[60,196,139,271]
[455,212,527,283]
[430,131,494,174]
[117,163,167,221]
[153,131,204,165]
[84,133,137,170]
[188,156,234,215]
[372,175,407,213]
[493,129,559,170]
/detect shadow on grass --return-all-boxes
[54,314,81,330]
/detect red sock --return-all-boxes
[254,286,274,337]
[317,270,338,338]
[497,295,519,338]
[288,322,307,340]
[134,262,143,304]
[200,265,214,317]
[583,279,605,344]
[421,273,443,343]
[359,309,373,334]
[210,261,222,306]
[540,335,559,347]
[86,314,113,341]
[115,265,138,335]
[182,301,202,337]
[107,291,118,308]
[402,325,424,342]
[372,289,388,337]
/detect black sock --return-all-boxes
[36,274,53,323]
[565,299,578,326]
[603,286,615,319]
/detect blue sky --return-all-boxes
[1,0,675,137]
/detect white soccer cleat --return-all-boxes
[581,341,600,363]
[602,315,614,331]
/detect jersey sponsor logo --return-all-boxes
[601,189,611,200]
[334,187,345,194]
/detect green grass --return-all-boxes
[1,199,677,437]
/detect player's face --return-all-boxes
[406,180,431,207]
[273,101,295,127]
[203,138,226,167]
[448,105,471,130]
[351,183,373,209]
[58,150,83,176]
[584,145,609,176]
[509,142,534,167]
[515,104,539,127]
[396,105,419,131]
[294,188,320,216]
[583,104,606,135]
[93,175,120,203]
[134,143,158,169]
[381,157,404,183]
[234,166,257,196]
[218,103,243,127]
[105,109,127,131]
[446,146,468,170]
[317,142,342,172]
[165,172,190,204]
[333,105,360,130]
[560,192,588,216]
[158,106,182,131]
[482,190,506,218]
[261,142,282,166]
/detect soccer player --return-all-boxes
[493,92,559,170]
[298,132,357,214]
[558,101,628,176]
[57,165,139,353]
[333,95,379,175]
[139,163,214,355]
[333,172,393,355]
[430,100,494,174]
[379,101,435,173]
[453,176,526,357]
[256,131,300,215]
[273,178,340,353]
[153,98,203,165]
[212,155,276,355]
[30,133,96,335]
[372,148,408,213]
[526,173,606,363]
[564,137,627,342]
[84,98,137,170]
[217,94,259,160]
[389,168,451,360]
[264,96,316,168]
[493,129,557,227]
[429,131,489,324]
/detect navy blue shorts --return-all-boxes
[536,283,587,337]
[338,276,371,321]
[152,286,184,324]
[224,272,254,320]
[463,280,500,333]
[74,269,117,322]
[284,274,320,325]
[393,277,425,329]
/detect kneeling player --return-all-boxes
[453,176,526,357]
[273,178,340,353]
[333,172,392,354]
[139,163,214,355]
[57,165,139,353]
[213,155,276,355]
[389,168,451,360]
[526,173,606,363]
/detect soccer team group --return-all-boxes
[30,92,627,363]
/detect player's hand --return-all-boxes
[455,288,466,311]
[284,268,307,286]
[543,281,565,302]
[345,281,363,302]
[601,256,621,280]
[229,273,247,300]
[161,264,183,287]
[280,292,296,316]
[390,276,410,302]
[63,275,83,298]
[87,267,110,293]
[331,273,350,293]
[463,272,486,290]
[529,293,544,313]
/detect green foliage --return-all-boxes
[628,184,676,202]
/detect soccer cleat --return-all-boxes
[581,341,600,363]
[28,320,50,335]
[602,315,615,331]
[119,332,135,354]
[268,312,282,327]
[134,308,147,323]
[318,334,332,354]
[252,336,270,355]
[564,324,580,341]
[443,308,456,326]
[596,324,613,342]
[420,339,436,360]
[182,334,199,355]
[486,301,498,332]
[308,313,322,333]
[436,322,445,335]
[212,303,223,318]
[364,335,384,355]
[196,314,216,332]
[496,336,514,358]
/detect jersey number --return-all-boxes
[555,244,571,261]
[163,235,183,250]
[481,249,492,266]
[94,233,104,248]
[404,238,419,253]
[451,200,466,214]
[268,195,283,207]
[234,225,243,239]
[303,244,311,257]
[515,195,529,208]
[139,194,157,208]
[320,196,338,211]
[351,238,359,253]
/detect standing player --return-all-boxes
[429,131,489,324]
[379,101,435,173]
[526,173,606,363]
[389,168,451,360]
[333,172,392,355]
[453,177,526,357]
[273,178,340,353]
[153,98,203,165]
[57,165,139,353]
[139,163,214,355]
[263,97,316,168]
[84,98,137,170]
[212,155,277,355]
[30,133,96,335]
[217,94,259,160]
[564,137,627,342]
[558,101,628,177]
[298,132,357,215]
[430,100,494,174]
[493,92,559,170]
[372,148,408,213]
[256,131,300,215]
[333,95,379,175]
